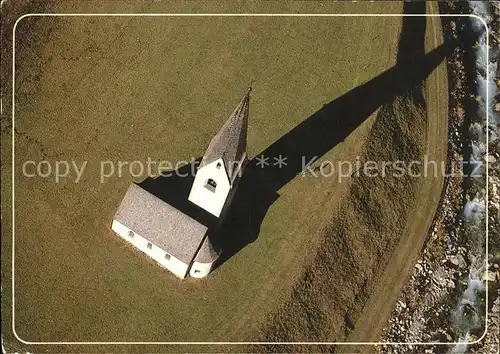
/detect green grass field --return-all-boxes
[1,1,447,352]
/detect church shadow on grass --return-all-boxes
[139,159,218,229]
[139,1,454,272]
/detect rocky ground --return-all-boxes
[380,2,500,353]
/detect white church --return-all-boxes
[111,88,250,279]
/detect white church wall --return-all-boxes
[111,220,189,279]
[219,159,247,220]
[189,261,214,278]
[188,158,231,217]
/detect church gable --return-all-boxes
[188,158,231,217]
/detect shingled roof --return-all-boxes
[193,234,221,263]
[114,183,209,264]
[199,89,250,182]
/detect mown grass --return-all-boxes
[2,6,404,349]
[0,1,450,352]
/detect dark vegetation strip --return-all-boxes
[1,2,55,353]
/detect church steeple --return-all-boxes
[198,88,250,183]
[188,88,251,217]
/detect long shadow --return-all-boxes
[214,1,450,268]
[139,1,452,270]
[251,1,431,194]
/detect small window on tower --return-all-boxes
[204,178,217,192]
[147,242,153,250]
[216,162,221,169]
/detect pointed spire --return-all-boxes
[199,89,250,182]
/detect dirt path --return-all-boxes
[340,2,448,350]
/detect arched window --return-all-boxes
[204,178,217,192]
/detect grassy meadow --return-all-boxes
[1,1,447,352]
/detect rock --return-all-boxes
[495,102,500,112]
[449,254,466,268]
[483,270,498,281]
[485,154,497,163]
